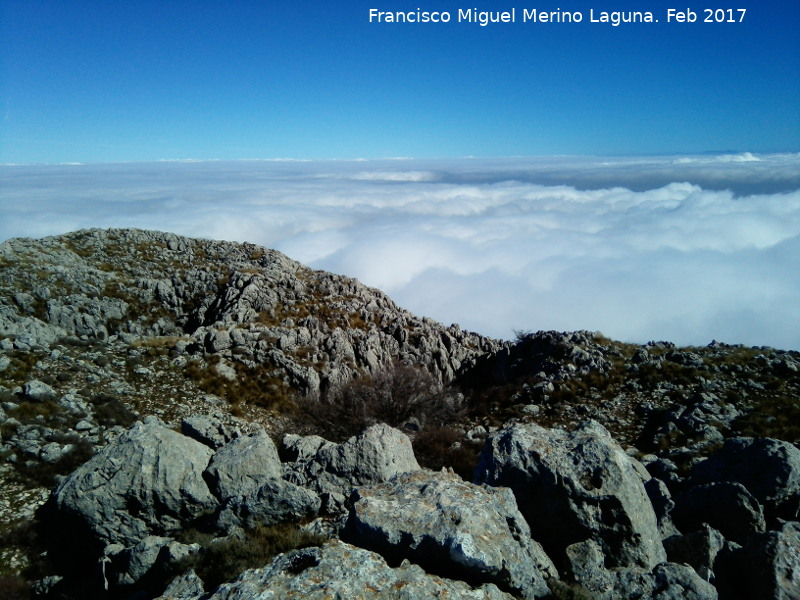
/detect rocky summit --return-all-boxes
[0,228,798,600]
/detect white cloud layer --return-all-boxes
[1,154,799,349]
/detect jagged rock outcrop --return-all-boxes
[0,228,500,397]
[196,540,518,600]
[343,470,557,599]
[474,420,666,571]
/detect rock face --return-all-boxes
[344,470,557,599]
[0,228,500,395]
[201,540,518,600]
[474,420,666,571]
[51,416,217,548]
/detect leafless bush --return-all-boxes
[297,362,464,442]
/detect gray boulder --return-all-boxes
[691,437,800,519]
[344,470,557,599]
[202,539,517,600]
[282,423,420,506]
[23,379,56,402]
[664,524,725,582]
[204,431,283,501]
[51,416,218,548]
[672,481,765,544]
[567,539,717,600]
[734,521,800,600]
[106,535,172,588]
[215,479,321,531]
[181,415,239,449]
[475,421,666,570]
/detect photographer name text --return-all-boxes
[368,8,747,26]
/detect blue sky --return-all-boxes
[2,0,798,163]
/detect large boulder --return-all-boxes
[344,470,557,599]
[474,421,666,570]
[204,431,283,501]
[205,430,320,530]
[724,521,800,600]
[282,423,421,510]
[50,416,218,548]
[567,538,718,600]
[690,437,800,520]
[215,479,321,531]
[201,539,518,600]
[672,481,765,544]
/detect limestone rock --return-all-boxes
[204,431,283,501]
[567,539,717,600]
[344,470,557,599]
[475,420,666,570]
[50,417,217,548]
[664,524,726,582]
[154,569,205,600]
[672,481,765,544]
[202,539,518,600]
[23,379,56,402]
[215,479,321,531]
[181,414,239,450]
[282,423,420,504]
[735,521,800,600]
[691,437,800,519]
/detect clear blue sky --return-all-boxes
[1,0,798,164]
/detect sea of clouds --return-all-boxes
[2,153,799,349]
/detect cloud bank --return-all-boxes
[1,154,799,349]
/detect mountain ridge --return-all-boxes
[1,228,799,599]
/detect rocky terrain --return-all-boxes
[0,228,798,600]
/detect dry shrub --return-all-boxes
[412,425,483,481]
[297,362,463,442]
[178,523,326,591]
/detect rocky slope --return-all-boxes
[0,228,798,600]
